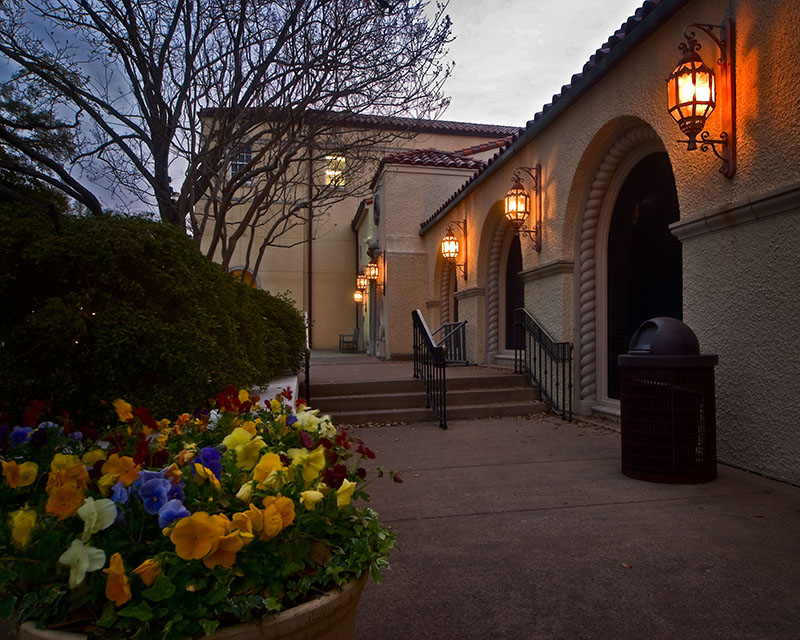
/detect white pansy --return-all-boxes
[58,539,106,588]
[77,497,117,541]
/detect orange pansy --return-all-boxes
[45,484,85,520]
[103,552,131,607]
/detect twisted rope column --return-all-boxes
[578,125,660,401]
[486,219,508,359]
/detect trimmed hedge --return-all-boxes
[0,205,305,425]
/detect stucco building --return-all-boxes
[351,0,800,485]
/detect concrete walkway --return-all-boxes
[306,352,800,639]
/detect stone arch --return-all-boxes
[574,123,667,406]
[477,203,517,362]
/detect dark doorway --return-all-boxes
[505,233,524,349]
[607,152,682,399]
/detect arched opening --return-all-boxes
[504,233,523,349]
[606,152,682,399]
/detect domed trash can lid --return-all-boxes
[628,317,700,355]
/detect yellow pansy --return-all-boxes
[222,427,253,451]
[133,559,161,586]
[113,398,133,421]
[270,398,282,412]
[252,452,286,488]
[336,479,356,508]
[2,460,38,488]
[300,490,324,511]
[241,420,257,437]
[193,464,221,491]
[238,389,250,404]
[10,508,36,548]
[82,449,107,467]
[235,436,265,471]
[288,446,326,484]
[236,481,254,502]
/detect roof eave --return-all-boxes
[419,0,691,236]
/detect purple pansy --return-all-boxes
[198,447,222,479]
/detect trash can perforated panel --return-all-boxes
[620,363,717,483]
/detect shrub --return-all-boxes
[0,205,304,425]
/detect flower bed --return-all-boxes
[0,387,397,639]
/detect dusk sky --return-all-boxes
[437,0,642,127]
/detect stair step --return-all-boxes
[310,374,531,399]
[309,370,546,424]
[313,386,541,413]
[325,400,550,425]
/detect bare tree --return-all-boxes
[0,0,452,270]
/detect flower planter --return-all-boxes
[16,573,367,640]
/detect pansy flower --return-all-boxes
[133,559,161,586]
[169,511,225,560]
[9,426,33,448]
[139,477,171,515]
[58,539,106,589]
[158,498,190,528]
[77,497,117,541]
[2,460,38,488]
[10,508,36,548]
[198,447,222,479]
[103,553,131,607]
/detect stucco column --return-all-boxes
[454,287,486,364]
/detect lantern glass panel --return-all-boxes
[441,233,459,262]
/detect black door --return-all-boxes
[607,153,682,399]
[505,233,524,350]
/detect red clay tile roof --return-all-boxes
[419,0,691,234]
[370,148,487,189]
[453,137,515,157]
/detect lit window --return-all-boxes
[231,148,252,178]
[325,155,346,186]
[229,269,258,288]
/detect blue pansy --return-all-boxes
[9,427,33,448]
[111,480,130,504]
[139,477,171,515]
[286,415,298,427]
[158,499,190,528]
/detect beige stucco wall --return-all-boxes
[422,0,800,482]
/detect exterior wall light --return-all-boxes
[440,219,467,280]
[356,271,368,292]
[365,257,384,295]
[667,19,735,178]
[353,289,364,304]
[504,164,542,251]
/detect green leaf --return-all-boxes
[200,618,220,636]
[96,602,117,628]
[141,574,176,601]
[118,602,154,621]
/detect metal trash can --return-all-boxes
[618,317,718,483]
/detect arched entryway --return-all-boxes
[574,123,682,413]
[606,152,682,398]
[504,233,524,349]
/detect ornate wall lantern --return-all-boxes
[440,219,467,280]
[504,164,542,251]
[353,289,364,304]
[356,271,368,292]
[365,256,384,294]
[667,19,735,178]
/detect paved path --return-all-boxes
[309,354,800,639]
[353,417,800,639]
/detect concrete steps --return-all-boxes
[309,372,548,424]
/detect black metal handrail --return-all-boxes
[412,309,447,429]
[432,320,468,365]
[514,308,573,421]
